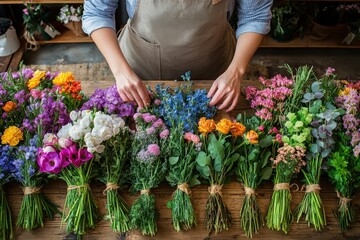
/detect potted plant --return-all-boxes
[269,1,301,42]
[57,5,85,37]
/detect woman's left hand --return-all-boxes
[207,68,244,112]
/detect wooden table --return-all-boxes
[5,177,360,240]
[4,80,360,239]
[0,47,24,73]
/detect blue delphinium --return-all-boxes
[0,143,14,239]
[152,72,217,132]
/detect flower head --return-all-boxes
[216,118,233,135]
[198,117,216,135]
[2,101,16,112]
[245,130,259,144]
[147,144,160,156]
[1,126,23,146]
[230,122,246,137]
[27,70,45,90]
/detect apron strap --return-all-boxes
[212,0,224,4]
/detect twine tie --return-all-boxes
[208,184,223,196]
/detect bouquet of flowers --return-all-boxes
[235,115,274,238]
[11,134,60,230]
[148,74,215,231]
[328,80,360,231]
[150,71,216,132]
[166,127,201,231]
[57,4,85,36]
[196,117,242,234]
[38,110,123,235]
[128,112,169,236]
[99,125,132,233]
[294,68,341,230]
[0,145,14,240]
[266,108,311,233]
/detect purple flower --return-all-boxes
[325,67,335,76]
[37,152,63,174]
[147,144,160,156]
[12,72,20,79]
[23,8,29,15]
[21,68,33,80]
[144,115,157,123]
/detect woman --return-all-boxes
[83,0,272,112]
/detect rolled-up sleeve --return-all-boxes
[236,0,273,38]
[82,0,119,35]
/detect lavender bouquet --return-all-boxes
[0,145,14,239]
[129,112,169,236]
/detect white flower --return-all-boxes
[43,133,58,145]
[94,145,105,153]
[80,115,91,129]
[43,146,56,153]
[58,138,72,148]
[57,123,72,139]
[69,126,86,141]
[94,112,113,128]
[70,111,78,121]
[92,127,113,141]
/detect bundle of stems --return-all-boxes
[61,162,100,235]
[101,129,132,233]
[294,155,326,230]
[0,186,13,239]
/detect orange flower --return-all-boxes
[53,72,75,86]
[230,122,246,137]
[198,117,216,135]
[2,101,17,112]
[27,70,45,90]
[339,87,351,97]
[216,118,233,135]
[60,80,83,100]
[246,130,259,144]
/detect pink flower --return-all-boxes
[325,67,335,76]
[144,115,157,123]
[58,138,73,149]
[42,133,58,145]
[78,148,93,163]
[23,8,29,15]
[159,129,169,139]
[152,119,164,129]
[255,108,272,120]
[258,125,265,132]
[146,127,156,135]
[37,152,63,174]
[30,89,42,99]
[147,144,160,156]
[184,132,200,144]
[184,132,193,141]
[133,113,142,120]
[154,99,161,105]
[245,86,257,100]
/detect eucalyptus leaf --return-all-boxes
[321,149,331,158]
[311,128,319,138]
[310,144,319,153]
[314,92,324,99]
[326,121,337,131]
[311,81,320,93]
[303,92,314,100]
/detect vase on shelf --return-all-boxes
[64,21,85,37]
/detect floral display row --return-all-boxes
[0,66,359,239]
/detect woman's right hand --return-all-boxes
[115,71,151,108]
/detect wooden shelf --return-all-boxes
[38,29,92,44]
[260,34,360,48]
[0,0,83,3]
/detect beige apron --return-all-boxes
[118,0,236,80]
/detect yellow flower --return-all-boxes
[2,101,17,112]
[1,126,23,146]
[216,118,233,135]
[27,70,45,90]
[246,130,259,144]
[198,117,216,135]
[53,72,75,86]
[230,122,246,137]
[339,87,351,96]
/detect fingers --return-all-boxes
[207,81,218,99]
[226,94,239,112]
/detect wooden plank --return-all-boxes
[0,54,12,72]
[38,29,92,44]
[8,46,24,71]
[5,177,360,239]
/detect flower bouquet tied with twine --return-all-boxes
[57,4,85,37]
[196,117,244,234]
[128,112,169,236]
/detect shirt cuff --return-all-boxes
[235,21,270,38]
[82,16,116,36]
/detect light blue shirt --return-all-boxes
[83,0,272,38]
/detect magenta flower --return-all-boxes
[144,115,157,123]
[23,8,29,15]
[78,148,93,163]
[147,144,160,156]
[258,125,265,132]
[37,152,63,174]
